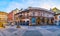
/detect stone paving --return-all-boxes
[0,26,60,36]
[22,30,43,36]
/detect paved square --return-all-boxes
[0,26,60,36]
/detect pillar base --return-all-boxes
[29,24,32,26]
[16,26,20,28]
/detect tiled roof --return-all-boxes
[15,7,55,15]
[27,7,54,13]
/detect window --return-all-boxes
[32,12,35,16]
[55,16,57,19]
[59,16,60,18]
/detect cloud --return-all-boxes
[5,0,60,12]
[23,0,56,9]
[5,2,24,12]
[39,0,60,9]
[40,3,55,9]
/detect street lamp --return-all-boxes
[16,15,21,28]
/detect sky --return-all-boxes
[0,0,60,13]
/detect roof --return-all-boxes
[0,11,8,15]
[51,7,60,14]
[52,7,59,11]
[27,7,54,13]
[15,7,55,15]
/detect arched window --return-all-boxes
[32,12,35,16]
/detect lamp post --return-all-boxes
[16,16,21,28]
[16,14,22,28]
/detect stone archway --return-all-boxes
[51,18,54,25]
[47,18,49,25]
[42,17,45,25]
[31,17,36,25]
[36,17,41,25]
[25,19,30,26]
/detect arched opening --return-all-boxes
[25,21,29,26]
[22,21,25,25]
[20,20,22,25]
[36,17,41,25]
[31,17,36,25]
[51,18,54,25]
[42,17,45,24]
[47,18,49,25]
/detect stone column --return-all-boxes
[49,19,51,25]
[29,17,32,26]
[44,18,47,25]
[40,17,43,25]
